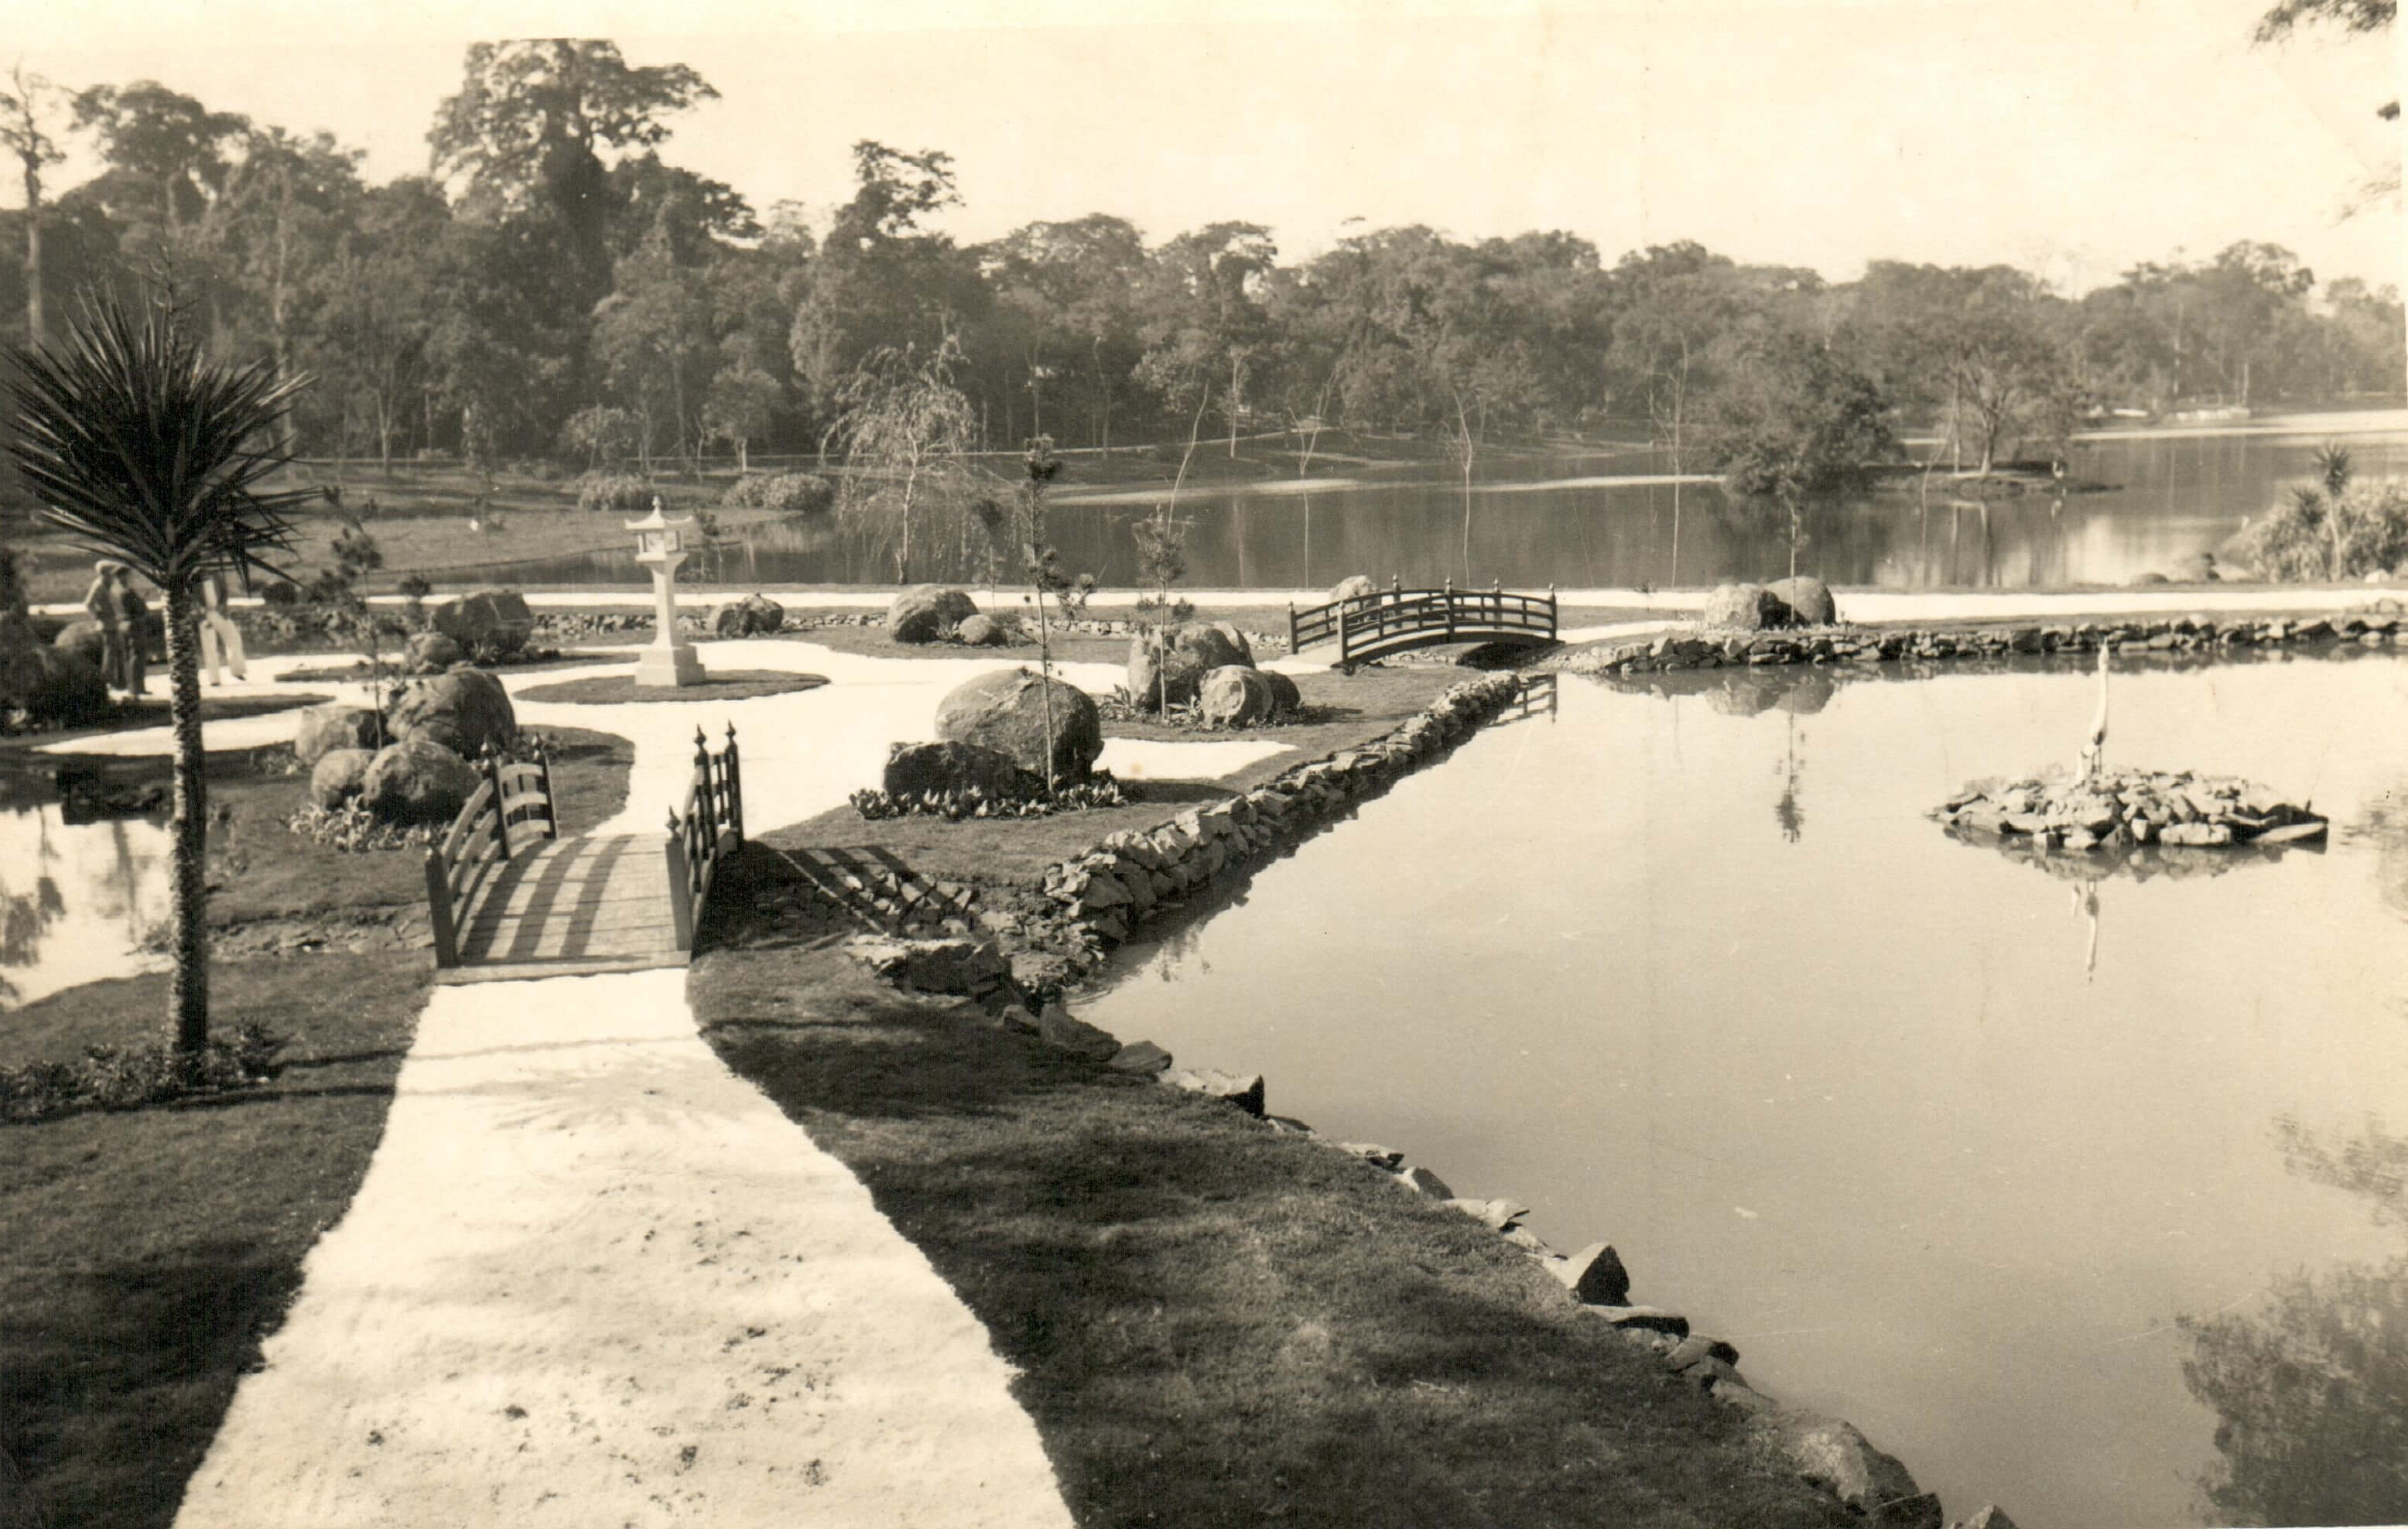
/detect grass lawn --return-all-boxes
[0,713,638,1523]
[761,665,1460,888]
[514,669,826,705]
[0,954,431,1529]
[688,882,1850,1529]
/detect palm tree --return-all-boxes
[7,294,311,1053]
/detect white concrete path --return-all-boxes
[174,969,1074,1529]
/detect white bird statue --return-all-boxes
[2077,645,2109,785]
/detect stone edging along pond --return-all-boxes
[845,668,2012,1529]
[1558,607,2403,676]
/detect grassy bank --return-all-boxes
[0,718,636,1525]
[0,956,429,1529]
[690,883,1852,1529]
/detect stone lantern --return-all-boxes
[627,498,703,687]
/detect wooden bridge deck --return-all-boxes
[436,833,686,984]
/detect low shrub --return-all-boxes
[0,1024,286,1123]
[720,471,835,516]
[2229,477,2408,581]
[848,774,1129,822]
[573,470,658,515]
[286,802,440,853]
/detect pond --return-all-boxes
[496,420,2408,595]
[1076,649,2408,1528]
[0,803,171,1010]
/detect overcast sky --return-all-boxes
[12,0,2403,294]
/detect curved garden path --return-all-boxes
[173,966,1074,1529]
[133,637,1295,1527]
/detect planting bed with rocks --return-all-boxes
[1563,609,2406,678]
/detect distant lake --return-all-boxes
[499,416,2408,593]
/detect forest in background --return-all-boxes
[0,39,2397,496]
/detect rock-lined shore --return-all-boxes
[834,668,2011,1529]
[1561,608,2404,676]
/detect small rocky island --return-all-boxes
[1934,770,2328,853]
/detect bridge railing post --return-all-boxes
[723,723,744,844]
[423,849,460,968]
[535,738,558,840]
[1444,578,1455,640]
[1336,602,1349,666]
[665,807,696,951]
[1287,601,1297,657]
[481,744,509,860]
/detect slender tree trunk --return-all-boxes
[164,587,210,1053]
[20,155,42,347]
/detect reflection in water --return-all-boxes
[491,430,2408,592]
[0,806,173,1008]
[2345,781,2408,922]
[2181,1119,2408,1527]
[1774,712,1806,844]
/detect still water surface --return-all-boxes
[1079,652,2408,1528]
[505,425,2408,593]
[0,805,170,1008]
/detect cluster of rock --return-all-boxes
[709,592,786,638]
[1702,576,1838,631]
[0,573,109,728]
[293,666,520,826]
[885,586,1026,647]
[428,588,535,663]
[873,666,1107,808]
[1124,620,1300,725]
[1568,610,2406,678]
[1935,770,2327,855]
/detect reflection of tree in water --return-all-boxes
[1774,712,1805,843]
[0,808,67,994]
[2178,1117,2408,1527]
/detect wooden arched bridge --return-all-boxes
[1287,580,1558,666]
[424,726,744,983]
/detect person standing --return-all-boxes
[115,568,148,699]
[200,570,248,685]
[81,559,128,697]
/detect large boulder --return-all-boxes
[402,631,463,675]
[1263,669,1301,716]
[1172,621,1252,673]
[294,703,385,766]
[1702,582,1787,632]
[710,592,785,638]
[882,740,1038,799]
[1767,575,1836,626]
[888,586,977,644]
[1199,665,1276,727]
[385,668,516,759]
[956,612,1020,647]
[0,642,110,725]
[52,618,106,670]
[430,588,535,661]
[935,667,1104,783]
[308,747,376,809]
[1329,574,1376,604]
[1126,631,1209,711]
[358,738,482,825]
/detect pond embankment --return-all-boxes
[790,665,2013,1529]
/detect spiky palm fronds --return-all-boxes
[6,296,314,593]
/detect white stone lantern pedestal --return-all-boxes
[627,499,704,688]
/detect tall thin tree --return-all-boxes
[0,65,66,347]
[7,293,312,1052]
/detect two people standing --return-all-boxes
[80,561,249,697]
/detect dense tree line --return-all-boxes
[0,41,2397,487]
